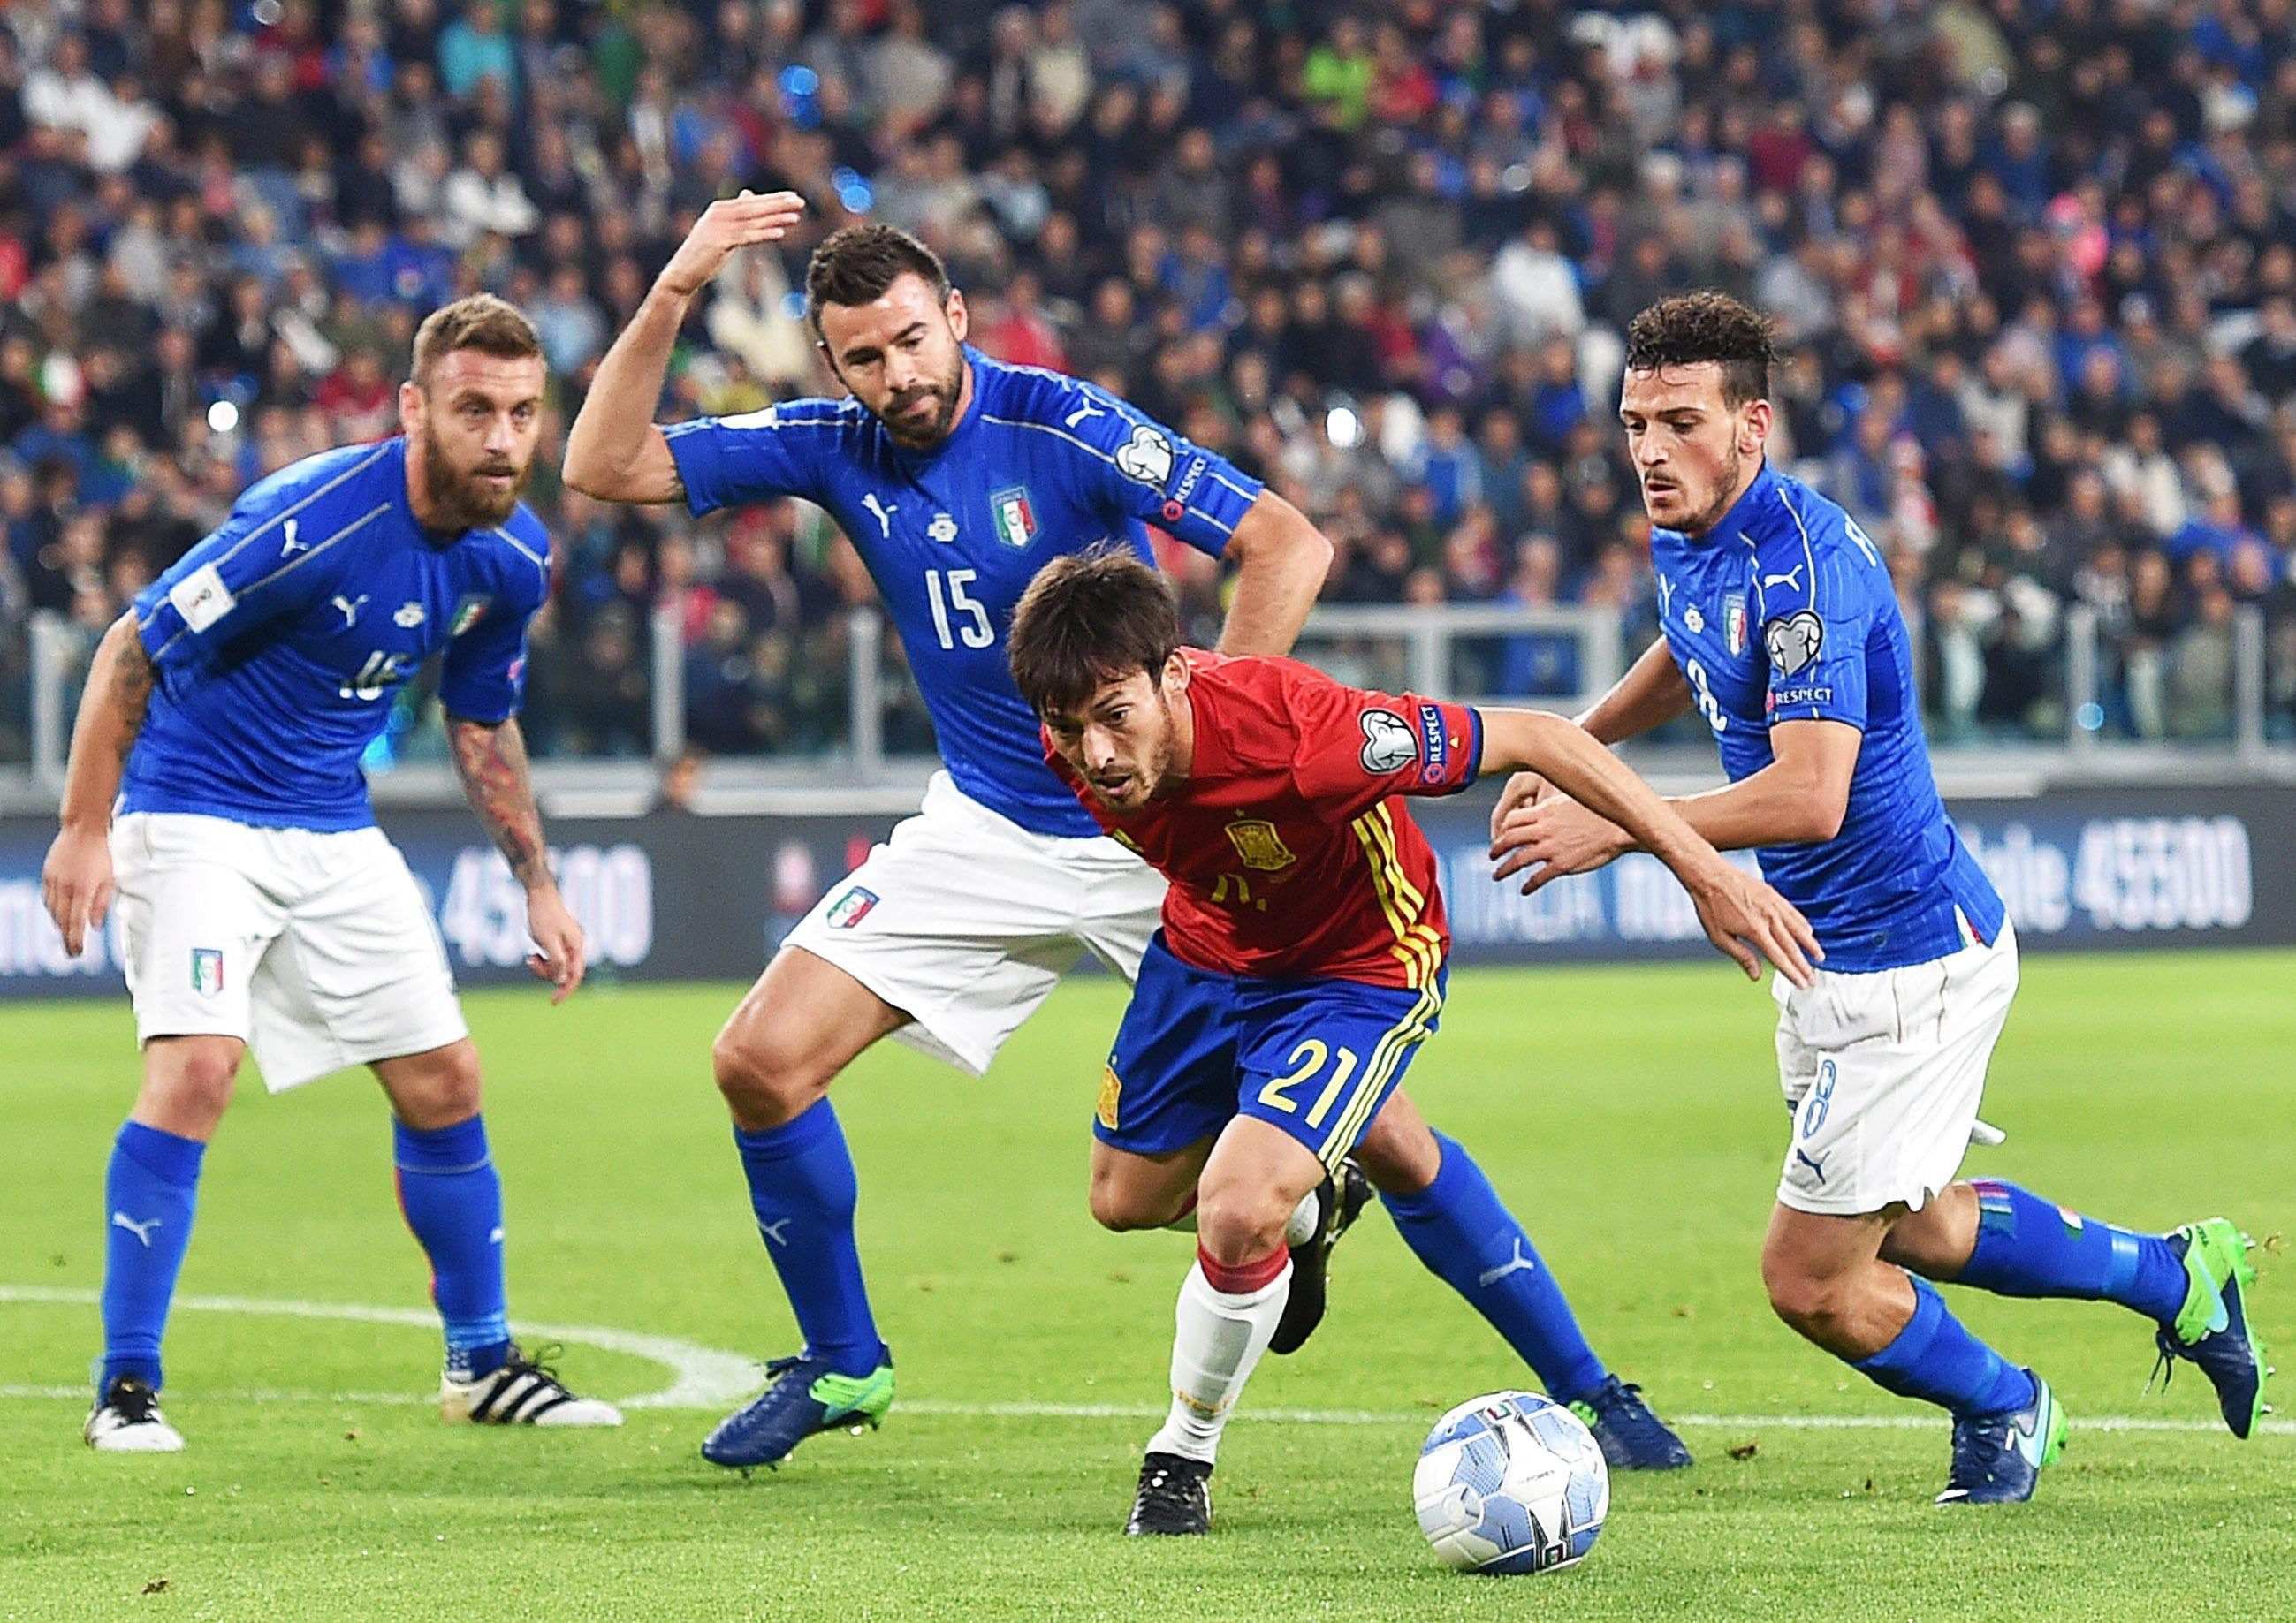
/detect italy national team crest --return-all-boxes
[1723,593,1748,656]
[825,885,879,929]
[449,593,493,637]
[989,486,1038,550]
[1224,818,1297,872]
[189,947,224,997]
[1097,1063,1122,1130]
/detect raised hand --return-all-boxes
[658,191,809,300]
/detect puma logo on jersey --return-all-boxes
[1063,399,1106,429]
[1476,1237,1539,1289]
[280,517,307,554]
[111,1211,163,1248]
[331,593,369,627]
[1762,564,1806,592]
[862,493,897,537]
[757,1218,792,1247]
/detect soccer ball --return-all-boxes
[1412,1391,1609,1574]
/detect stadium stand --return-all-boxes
[0,0,2291,766]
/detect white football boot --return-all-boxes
[86,1377,186,1452]
[439,1344,623,1427]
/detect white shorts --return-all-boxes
[110,812,468,1092]
[781,772,1165,1076]
[1773,916,2019,1217]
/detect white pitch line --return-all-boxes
[898,1400,2291,1437]
[10,1285,2283,1437]
[0,1285,758,1412]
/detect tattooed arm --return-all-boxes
[446,713,587,1002]
[42,613,156,954]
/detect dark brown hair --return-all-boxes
[805,224,951,339]
[1007,546,1180,717]
[1624,292,1776,407]
[410,293,542,386]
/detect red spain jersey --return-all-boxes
[1044,650,1484,989]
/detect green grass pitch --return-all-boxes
[3,951,2290,1620]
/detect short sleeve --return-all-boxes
[438,593,535,723]
[440,524,550,723]
[661,403,834,517]
[1284,664,1485,818]
[133,488,334,673]
[1758,540,1874,729]
[1061,386,1263,557]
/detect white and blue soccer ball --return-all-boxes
[1412,1390,1609,1574]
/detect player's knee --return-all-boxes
[426,1047,485,1123]
[1088,1173,1170,1233]
[711,1016,828,1126]
[1193,1187,1291,1270]
[1760,1256,1849,1340]
[141,1043,240,1130]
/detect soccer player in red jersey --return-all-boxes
[1008,549,1819,1535]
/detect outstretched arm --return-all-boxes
[563,191,808,504]
[1476,707,1820,985]
[446,714,585,1003]
[1490,636,1692,838]
[41,613,155,954]
[1492,717,1858,893]
[1215,491,1334,656]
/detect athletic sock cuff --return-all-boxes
[1198,1242,1289,1295]
[733,1099,840,1162]
[1377,1129,1467,1217]
[117,1119,206,1185]
[392,1114,490,1174]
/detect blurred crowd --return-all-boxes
[2,0,2294,766]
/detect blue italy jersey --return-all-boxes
[124,437,551,831]
[1648,462,2003,971]
[663,345,1263,837]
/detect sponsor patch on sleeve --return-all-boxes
[167,563,236,633]
[1358,708,1418,773]
[1416,702,1450,784]
[1114,424,1175,486]
[1770,686,1836,708]
[1763,610,1825,676]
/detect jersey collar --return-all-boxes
[1679,459,1776,553]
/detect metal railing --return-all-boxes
[3,600,2288,815]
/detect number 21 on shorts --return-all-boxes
[1258,1039,1361,1132]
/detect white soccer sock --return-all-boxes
[1144,1249,1293,1467]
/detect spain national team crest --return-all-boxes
[1723,593,1748,657]
[825,886,879,929]
[1224,818,1297,872]
[1097,1063,1122,1130]
[989,486,1038,550]
[449,593,493,637]
[189,947,224,997]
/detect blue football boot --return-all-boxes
[701,1352,894,1470]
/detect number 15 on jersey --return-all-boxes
[926,568,993,650]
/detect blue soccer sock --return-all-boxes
[1954,1179,2189,1325]
[1852,1275,2035,1419]
[99,1121,206,1393]
[1380,1131,1608,1404]
[392,1116,511,1378]
[734,1102,885,1378]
